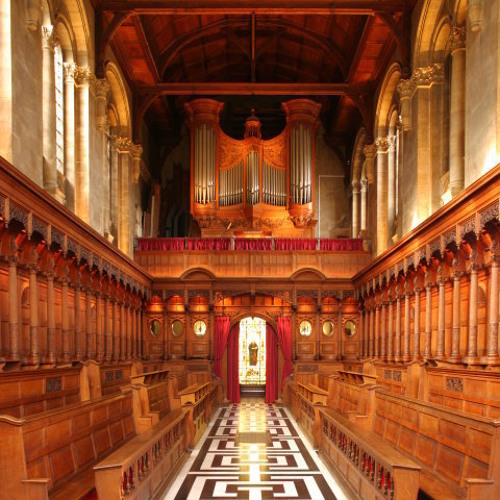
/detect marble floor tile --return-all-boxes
[163,400,348,500]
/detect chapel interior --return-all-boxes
[1,0,500,499]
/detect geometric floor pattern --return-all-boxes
[163,401,345,500]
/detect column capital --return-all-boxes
[450,25,466,53]
[74,66,94,88]
[413,64,444,87]
[94,78,110,99]
[41,25,58,52]
[351,179,361,193]
[113,136,133,153]
[63,62,75,83]
[375,137,389,154]
[360,177,369,192]
[362,143,377,160]
[388,134,397,152]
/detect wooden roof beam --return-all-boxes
[134,82,370,96]
[98,0,408,15]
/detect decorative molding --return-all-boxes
[73,66,94,88]
[450,25,466,52]
[446,377,463,392]
[46,377,62,392]
[479,200,499,227]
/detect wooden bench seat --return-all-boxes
[94,408,189,500]
[319,407,421,500]
[0,392,136,500]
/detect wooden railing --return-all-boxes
[94,409,188,500]
[320,407,421,500]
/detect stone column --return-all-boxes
[397,78,413,132]
[96,293,103,361]
[74,66,92,223]
[413,286,421,361]
[61,278,71,362]
[464,256,480,364]
[449,26,466,197]
[360,178,368,233]
[380,301,386,360]
[104,296,112,362]
[94,79,110,131]
[484,247,500,363]
[387,135,397,236]
[113,299,119,362]
[436,269,446,359]
[395,292,402,362]
[42,26,57,195]
[403,289,411,361]
[85,287,93,359]
[63,63,76,211]
[74,284,82,360]
[352,180,361,238]
[46,271,56,363]
[374,303,380,358]
[26,265,40,365]
[387,298,394,362]
[450,269,462,361]
[375,138,389,255]
[424,282,433,359]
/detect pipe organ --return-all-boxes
[185,98,321,236]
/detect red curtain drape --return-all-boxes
[320,238,364,251]
[227,324,240,403]
[273,238,318,250]
[214,316,231,378]
[137,238,185,251]
[265,323,279,403]
[276,316,292,388]
[186,238,231,250]
[234,238,272,250]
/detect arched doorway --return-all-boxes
[226,316,280,403]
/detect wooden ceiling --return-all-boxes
[95,0,414,160]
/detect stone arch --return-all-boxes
[375,62,401,138]
[54,13,76,61]
[105,62,131,137]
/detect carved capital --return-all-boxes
[360,178,369,192]
[397,78,414,99]
[41,25,58,52]
[94,78,110,100]
[413,64,444,87]
[63,62,75,83]
[113,136,133,153]
[74,66,94,88]
[351,179,361,193]
[450,25,466,52]
[375,137,389,154]
[362,143,377,160]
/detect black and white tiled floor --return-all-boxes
[163,401,347,500]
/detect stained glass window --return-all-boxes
[239,317,266,385]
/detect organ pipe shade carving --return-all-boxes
[184,98,320,235]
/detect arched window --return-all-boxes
[54,44,64,175]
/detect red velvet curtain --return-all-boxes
[276,316,292,388]
[214,316,231,378]
[320,238,364,251]
[234,238,272,250]
[227,324,240,403]
[273,238,318,250]
[186,238,231,250]
[265,323,279,403]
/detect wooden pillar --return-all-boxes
[380,301,386,360]
[7,257,20,360]
[26,265,40,365]
[374,304,380,358]
[104,296,112,362]
[85,287,94,359]
[45,271,56,363]
[73,284,82,360]
[464,259,480,364]
[61,277,71,362]
[403,290,411,362]
[113,299,119,362]
[394,292,402,362]
[484,248,500,364]
[369,305,374,357]
[120,301,126,361]
[96,293,103,361]
[413,287,421,361]
[450,271,462,361]
[436,270,446,359]
[424,283,433,359]
[387,299,394,362]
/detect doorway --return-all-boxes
[239,317,266,397]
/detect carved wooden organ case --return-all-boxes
[184,98,321,236]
